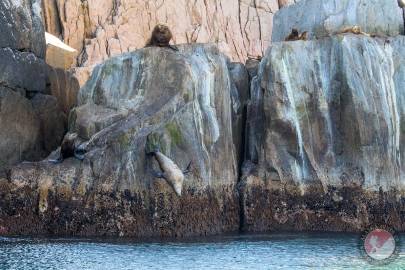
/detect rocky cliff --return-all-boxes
[42,0,284,63]
[0,0,404,238]
[0,44,247,237]
[241,0,405,232]
[0,0,65,171]
[40,0,300,86]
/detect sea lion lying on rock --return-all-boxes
[49,133,86,164]
[336,26,370,37]
[145,24,178,51]
[148,150,191,196]
[285,29,308,41]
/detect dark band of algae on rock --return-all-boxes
[0,0,404,237]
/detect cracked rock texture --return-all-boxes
[1,0,405,238]
[0,44,245,237]
[239,0,405,234]
[0,0,66,171]
[41,0,289,85]
[272,0,405,42]
[46,66,81,114]
[0,0,45,58]
[242,34,405,232]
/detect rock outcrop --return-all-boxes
[31,94,66,153]
[0,88,42,170]
[0,0,45,58]
[0,44,244,237]
[46,66,81,114]
[1,0,405,238]
[45,32,77,70]
[0,0,66,172]
[272,0,404,42]
[40,0,285,85]
[241,0,405,233]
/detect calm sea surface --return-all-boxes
[0,233,404,270]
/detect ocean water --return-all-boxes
[0,233,404,270]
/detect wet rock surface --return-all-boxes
[1,0,405,238]
[0,44,242,237]
[241,34,405,232]
[240,178,404,232]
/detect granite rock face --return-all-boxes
[272,0,404,42]
[46,66,80,114]
[0,45,242,237]
[40,0,284,85]
[0,0,46,58]
[277,0,300,8]
[241,35,405,232]
[0,88,42,170]
[31,94,66,153]
[0,48,47,93]
[0,0,66,171]
[228,62,250,167]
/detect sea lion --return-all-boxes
[145,24,179,51]
[49,133,86,164]
[299,31,308,41]
[285,29,308,41]
[148,150,191,196]
[285,28,299,41]
[336,26,370,37]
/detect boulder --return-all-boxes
[241,35,405,232]
[46,66,80,114]
[272,0,404,42]
[0,88,42,170]
[0,0,45,58]
[31,94,66,153]
[0,48,47,94]
[45,32,77,70]
[0,0,64,172]
[0,45,241,237]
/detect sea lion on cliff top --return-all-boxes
[148,150,191,196]
[285,29,308,41]
[145,24,179,51]
[49,133,86,164]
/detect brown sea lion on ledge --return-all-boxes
[145,24,179,51]
[336,26,370,37]
[49,133,86,164]
[285,29,308,41]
